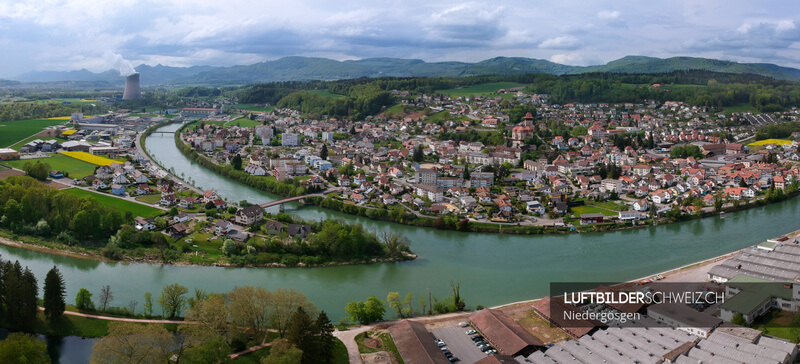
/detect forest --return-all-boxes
[229,70,800,120]
[0,175,125,243]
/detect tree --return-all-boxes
[0,333,49,364]
[345,295,385,324]
[387,292,413,318]
[731,313,747,326]
[76,288,95,310]
[184,293,231,340]
[451,281,466,311]
[462,164,470,180]
[261,339,303,364]
[143,292,154,317]
[270,288,317,338]
[227,286,272,337]
[181,334,231,364]
[90,322,173,364]
[4,262,39,330]
[286,307,314,363]
[315,311,335,362]
[98,285,114,311]
[158,283,188,318]
[320,144,328,160]
[412,145,424,162]
[43,265,66,322]
[231,154,243,170]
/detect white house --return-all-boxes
[526,200,546,214]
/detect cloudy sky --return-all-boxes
[1,0,798,78]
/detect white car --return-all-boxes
[466,329,477,335]
[459,321,469,327]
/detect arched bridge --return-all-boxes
[259,188,340,209]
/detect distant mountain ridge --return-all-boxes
[12,56,800,86]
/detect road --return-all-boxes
[136,129,203,195]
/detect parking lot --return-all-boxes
[431,325,490,363]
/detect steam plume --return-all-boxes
[104,52,137,77]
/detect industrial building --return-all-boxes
[388,320,450,364]
[519,318,797,364]
[122,73,141,100]
[469,308,544,357]
[708,239,800,283]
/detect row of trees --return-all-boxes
[0,102,108,122]
[0,257,66,331]
[88,285,335,364]
[345,282,467,324]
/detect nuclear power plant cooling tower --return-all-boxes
[122,73,141,100]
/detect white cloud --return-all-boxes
[1,0,800,77]
[538,36,581,50]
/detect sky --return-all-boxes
[0,0,798,78]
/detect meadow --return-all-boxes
[5,154,98,179]
[435,82,527,97]
[61,188,163,218]
[0,118,68,148]
[229,103,276,112]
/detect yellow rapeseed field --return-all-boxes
[748,138,794,146]
[46,116,72,120]
[60,151,118,166]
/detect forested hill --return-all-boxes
[12,56,800,86]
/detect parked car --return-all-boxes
[459,321,469,327]
[466,329,477,335]
[471,335,483,341]
[448,357,459,362]
[436,340,446,347]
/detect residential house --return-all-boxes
[173,212,190,223]
[235,205,265,226]
[111,184,125,196]
[160,194,178,206]
[288,224,312,238]
[134,217,155,231]
[214,220,233,235]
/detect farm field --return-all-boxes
[571,205,619,217]
[436,82,527,97]
[225,117,262,127]
[720,103,758,114]
[4,154,98,179]
[60,151,120,166]
[0,118,68,148]
[230,104,275,112]
[61,188,163,218]
[748,138,794,146]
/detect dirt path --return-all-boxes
[229,342,273,360]
[38,307,187,324]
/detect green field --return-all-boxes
[5,154,98,179]
[135,194,163,204]
[61,188,163,218]
[720,103,758,114]
[0,118,68,148]
[571,205,619,217]
[436,82,526,97]
[307,90,346,99]
[225,117,262,128]
[230,104,276,112]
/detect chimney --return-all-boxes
[122,73,141,100]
